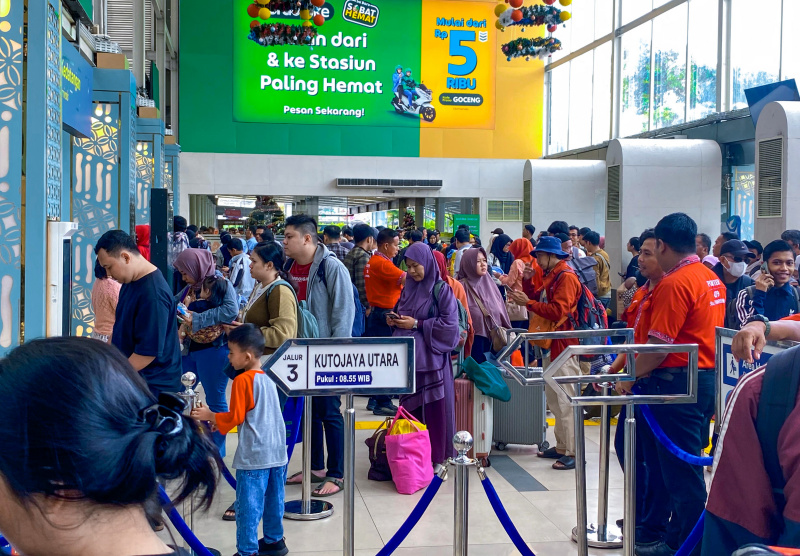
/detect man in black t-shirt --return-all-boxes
[96,230,182,396]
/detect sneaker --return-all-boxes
[258,537,289,556]
[366,398,377,411]
[373,404,398,416]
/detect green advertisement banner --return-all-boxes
[233,0,496,129]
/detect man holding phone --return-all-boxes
[736,239,800,328]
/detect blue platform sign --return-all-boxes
[61,37,93,138]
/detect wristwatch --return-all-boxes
[412,319,418,330]
[745,314,771,337]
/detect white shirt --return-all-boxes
[229,253,256,306]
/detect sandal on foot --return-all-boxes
[552,456,576,470]
[312,477,343,497]
[222,502,236,521]
[286,471,324,485]
[537,447,562,459]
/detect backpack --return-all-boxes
[554,270,608,346]
[316,257,366,338]
[756,345,800,540]
[728,285,800,330]
[428,280,469,352]
[569,256,600,296]
[265,280,319,339]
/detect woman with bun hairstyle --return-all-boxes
[0,336,219,556]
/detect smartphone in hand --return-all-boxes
[385,311,400,320]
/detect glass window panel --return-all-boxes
[652,5,687,129]
[622,0,652,25]
[688,0,718,120]
[548,64,570,154]
[595,0,614,39]
[781,0,800,82]
[568,0,595,52]
[620,21,652,136]
[593,41,613,144]
[731,0,780,110]
[569,52,594,150]
[548,17,572,62]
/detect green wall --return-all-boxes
[179,1,421,157]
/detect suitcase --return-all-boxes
[492,366,549,452]
[454,377,493,465]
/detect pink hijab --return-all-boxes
[174,248,216,290]
[458,247,511,338]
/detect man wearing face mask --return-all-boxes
[712,239,754,330]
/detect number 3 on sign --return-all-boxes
[287,364,299,383]
[448,31,477,76]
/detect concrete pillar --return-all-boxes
[606,139,722,288]
[435,198,446,233]
[414,198,425,230]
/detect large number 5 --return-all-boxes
[448,30,477,76]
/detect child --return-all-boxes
[180,276,227,345]
[191,324,289,556]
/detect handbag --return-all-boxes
[364,418,393,482]
[505,297,528,322]
[385,406,433,495]
[462,356,512,402]
[467,284,509,352]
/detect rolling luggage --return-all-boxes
[454,377,493,465]
[492,366,549,452]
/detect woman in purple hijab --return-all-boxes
[458,247,512,364]
[388,242,460,467]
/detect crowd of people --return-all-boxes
[2,211,799,556]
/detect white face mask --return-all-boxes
[726,260,747,278]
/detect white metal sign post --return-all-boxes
[264,337,415,556]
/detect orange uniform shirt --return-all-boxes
[647,256,726,369]
[365,252,405,309]
[616,283,654,367]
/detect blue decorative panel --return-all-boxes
[0,2,23,352]
[71,103,120,337]
[135,140,154,225]
[45,0,62,221]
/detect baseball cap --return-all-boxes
[719,239,753,259]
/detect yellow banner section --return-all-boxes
[420,0,496,130]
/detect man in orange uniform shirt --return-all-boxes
[619,213,725,556]
[364,227,406,416]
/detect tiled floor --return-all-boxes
[164,403,640,556]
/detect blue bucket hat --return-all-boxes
[532,235,569,258]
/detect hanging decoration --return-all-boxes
[501,37,563,61]
[246,0,326,47]
[248,22,319,46]
[496,4,571,32]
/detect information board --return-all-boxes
[265,337,415,397]
[61,37,93,138]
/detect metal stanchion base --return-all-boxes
[571,524,624,549]
[283,499,334,521]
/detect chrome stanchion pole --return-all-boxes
[451,431,473,556]
[343,394,355,556]
[573,384,623,548]
[623,401,636,556]
[573,404,589,556]
[177,372,198,553]
[284,395,334,520]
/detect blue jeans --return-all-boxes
[183,345,230,456]
[235,466,287,556]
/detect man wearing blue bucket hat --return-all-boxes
[508,235,583,470]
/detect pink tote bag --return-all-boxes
[385,406,434,495]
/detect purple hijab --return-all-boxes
[395,243,460,373]
[458,247,511,338]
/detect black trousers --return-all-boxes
[366,308,395,409]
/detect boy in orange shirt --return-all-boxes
[192,324,289,556]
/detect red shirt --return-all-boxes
[290,262,312,302]
[647,255,726,369]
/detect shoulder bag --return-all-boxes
[467,284,509,352]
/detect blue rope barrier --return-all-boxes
[638,404,713,466]
[375,475,444,556]
[674,510,705,556]
[0,535,10,556]
[220,460,237,490]
[158,486,218,556]
[480,474,537,556]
